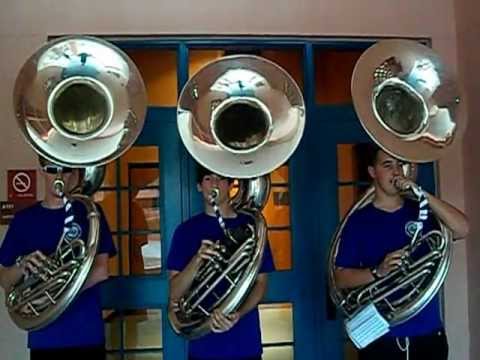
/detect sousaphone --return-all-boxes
[8,35,146,330]
[328,39,464,348]
[172,55,305,338]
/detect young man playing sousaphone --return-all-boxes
[167,164,275,360]
[0,157,116,360]
[334,145,468,360]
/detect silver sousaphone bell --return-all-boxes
[351,39,464,162]
[177,55,305,178]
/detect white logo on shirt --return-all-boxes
[405,221,420,238]
[65,222,82,241]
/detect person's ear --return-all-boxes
[367,165,376,179]
[197,183,202,192]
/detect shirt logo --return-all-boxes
[65,222,82,241]
[405,221,420,238]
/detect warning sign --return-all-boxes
[7,169,37,201]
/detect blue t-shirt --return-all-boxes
[167,212,275,360]
[335,199,443,337]
[0,201,116,349]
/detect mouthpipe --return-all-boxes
[209,188,220,201]
[53,179,65,196]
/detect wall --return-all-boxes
[455,0,480,359]
[0,1,470,359]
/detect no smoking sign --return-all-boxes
[7,169,37,200]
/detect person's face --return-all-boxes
[367,150,406,196]
[197,173,232,206]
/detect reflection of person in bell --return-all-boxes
[0,157,116,360]
[334,144,469,360]
[167,163,275,360]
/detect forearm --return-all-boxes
[0,265,23,291]
[82,267,108,291]
[169,256,202,301]
[425,192,469,239]
[236,274,267,318]
[81,254,109,291]
[334,267,375,289]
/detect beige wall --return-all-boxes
[0,1,472,359]
[455,0,480,359]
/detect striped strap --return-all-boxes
[62,195,75,238]
[208,189,227,235]
[414,186,429,222]
[408,185,429,246]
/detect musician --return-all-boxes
[334,145,468,360]
[0,157,116,360]
[167,164,275,360]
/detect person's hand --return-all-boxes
[169,298,180,312]
[393,176,423,198]
[393,176,415,191]
[196,240,221,263]
[168,299,185,330]
[377,249,407,277]
[18,251,48,279]
[209,309,240,333]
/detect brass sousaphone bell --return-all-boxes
[328,39,464,348]
[172,55,305,338]
[9,36,146,330]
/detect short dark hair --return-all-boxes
[361,143,382,167]
[196,163,234,184]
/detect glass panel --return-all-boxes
[104,310,122,350]
[263,346,294,360]
[120,235,131,276]
[337,144,358,183]
[338,185,369,219]
[103,161,118,188]
[189,50,225,77]
[108,235,121,276]
[126,49,178,106]
[131,167,160,189]
[259,303,293,344]
[120,147,159,187]
[263,186,290,227]
[95,147,160,232]
[270,165,289,184]
[260,49,303,91]
[124,233,162,276]
[94,190,118,232]
[129,164,161,275]
[337,143,374,218]
[130,167,160,232]
[124,309,163,350]
[315,50,363,104]
[268,230,292,271]
[125,353,163,360]
[337,143,372,183]
[137,233,162,275]
[120,191,130,233]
